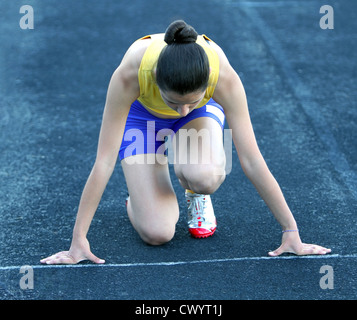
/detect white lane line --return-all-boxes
[0,253,356,271]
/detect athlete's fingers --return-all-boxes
[300,244,331,255]
[268,245,286,257]
[86,252,105,264]
[40,251,75,265]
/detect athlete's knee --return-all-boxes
[181,164,226,194]
[139,225,175,246]
[127,196,178,246]
[190,171,225,194]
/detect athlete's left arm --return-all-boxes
[212,44,331,256]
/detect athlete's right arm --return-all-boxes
[40,43,142,265]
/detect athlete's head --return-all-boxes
[156,20,210,97]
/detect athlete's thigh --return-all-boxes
[121,154,179,230]
[173,116,226,171]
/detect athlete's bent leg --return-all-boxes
[173,117,225,238]
[121,154,179,245]
[173,117,226,194]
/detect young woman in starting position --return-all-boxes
[41,20,331,264]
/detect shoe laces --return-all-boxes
[187,194,208,222]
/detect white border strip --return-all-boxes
[1,253,356,271]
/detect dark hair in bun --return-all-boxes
[156,20,209,95]
[164,20,198,45]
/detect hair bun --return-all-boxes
[164,20,198,45]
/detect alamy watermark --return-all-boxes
[18,4,335,30]
[320,5,334,30]
[19,5,34,30]
[16,3,333,170]
[19,265,34,290]
[319,265,334,290]
[122,121,233,175]
[16,264,335,292]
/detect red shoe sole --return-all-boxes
[189,227,216,239]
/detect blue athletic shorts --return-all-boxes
[119,99,225,160]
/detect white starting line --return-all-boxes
[1,253,356,271]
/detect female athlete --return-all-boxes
[41,20,331,264]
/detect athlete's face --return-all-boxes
[160,90,206,117]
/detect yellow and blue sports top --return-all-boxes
[137,34,220,116]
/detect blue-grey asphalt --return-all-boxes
[1,0,356,300]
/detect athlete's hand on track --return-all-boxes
[40,237,105,265]
[268,231,331,257]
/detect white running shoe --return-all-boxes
[185,190,217,238]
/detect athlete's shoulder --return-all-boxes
[205,39,230,69]
[209,39,244,103]
[118,34,163,72]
